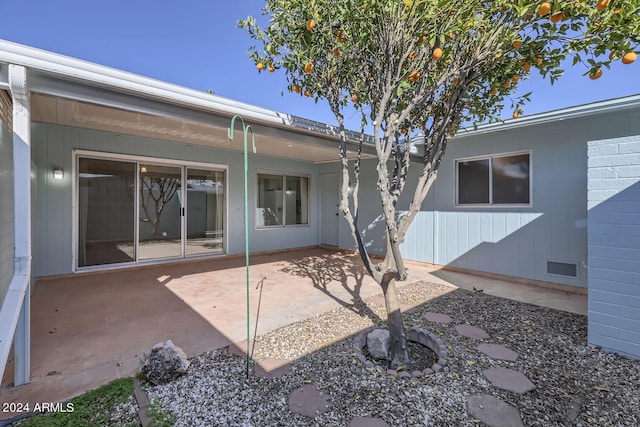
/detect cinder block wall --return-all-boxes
[587,135,640,359]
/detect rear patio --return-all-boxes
[0,247,587,417]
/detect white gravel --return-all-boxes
[144,281,640,426]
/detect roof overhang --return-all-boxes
[0,39,375,163]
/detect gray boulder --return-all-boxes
[139,340,190,385]
[367,329,390,360]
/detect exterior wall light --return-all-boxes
[53,168,64,180]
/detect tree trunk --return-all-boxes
[382,269,411,368]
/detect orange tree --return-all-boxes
[240,0,639,367]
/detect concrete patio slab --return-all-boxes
[467,394,524,427]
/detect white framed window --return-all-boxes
[455,151,531,206]
[257,173,309,227]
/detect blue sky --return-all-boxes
[1,0,638,130]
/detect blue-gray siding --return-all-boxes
[32,123,320,277]
[588,135,640,359]
[401,108,640,287]
[0,90,13,303]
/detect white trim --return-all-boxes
[72,150,228,272]
[454,149,533,208]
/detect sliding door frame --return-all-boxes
[72,149,228,272]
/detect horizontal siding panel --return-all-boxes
[588,332,640,359]
[590,312,640,332]
[589,268,640,286]
[590,256,640,272]
[589,278,640,296]
[590,289,640,307]
[589,245,640,260]
[589,212,640,225]
[589,234,640,249]
[590,300,640,322]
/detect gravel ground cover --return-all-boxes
[143,280,639,426]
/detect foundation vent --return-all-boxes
[547,261,578,277]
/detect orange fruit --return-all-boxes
[304,91,312,97]
[418,35,425,43]
[538,2,552,16]
[550,12,565,23]
[452,77,460,85]
[511,75,520,83]
[306,19,316,31]
[622,51,637,64]
[351,94,359,103]
[408,70,421,82]
[449,32,455,40]
[256,63,265,71]
[292,85,302,94]
[589,68,603,80]
[512,112,520,119]
[268,65,275,72]
[608,51,618,60]
[512,40,523,49]
[503,81,511,88]
[535,57,543,65]
[303,62,314,73]
[432,47,443,60]
[613,7,621,13]
[521,61,532,71]
[490,88,498,95]
[596,0,610,11]
[333,48,342,57]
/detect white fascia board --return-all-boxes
[0,39,293,127]
[454,94,640,139]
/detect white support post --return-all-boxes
[9,64,31,386]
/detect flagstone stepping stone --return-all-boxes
[347,416,390,427]
[477,343,519,361]
[423,312,453,324]
[467,394,524,427]
[254,358,291,379]
[482,366,536,394]
[288,384,331,417]
[228,339,260,358]
[455,324,490,340]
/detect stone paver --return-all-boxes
[254,359,291,379]
[423,312,453,324]
[347,416,390,427]
[288,384,331,417]
[455,324,490,340]
[477,343,519,361]
[467,394,524,427]
[482,366,535,394]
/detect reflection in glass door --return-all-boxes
[78,158,136,267]
[138,164,183,260]
[186,168,225,256]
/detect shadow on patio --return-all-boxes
[0,247,404,412]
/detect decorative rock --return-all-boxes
[386,369,397,377]
[348,416,390,427]
[407,327,419,342]
[254,358,291,379]
[139,340,190,385]
[411,370,423,378]
[423,368,434,375]
[423,312,453,324]
[288,384,331,417]
[477,343,519,361]
[432,364,443,372]
[482,366,536,394]
[367,329,390,360]
[467,394,524,427]
[455,324,490,340]
[228,339,260,358]
[437,358,447,367]
[398,371,411,378]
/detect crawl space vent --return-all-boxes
[547,261,578,277]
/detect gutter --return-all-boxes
[0,64,32,388]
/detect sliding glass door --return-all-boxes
[138,164,183,261]
[77,154,225,269]
[78,158,136,267]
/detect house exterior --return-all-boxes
[1,40,639,389]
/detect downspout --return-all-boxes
[0,64,32,388]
